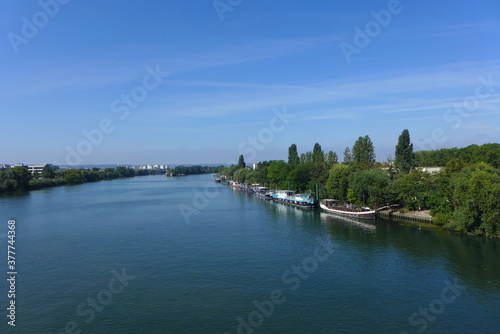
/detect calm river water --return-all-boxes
[0,174,499,333]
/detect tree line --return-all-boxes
[0,165,164,194]
[415,143,500,168]
[167,165,220,176]
[219,130,500,236]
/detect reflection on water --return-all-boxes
[0,175,498,334]
[319,211,377,232]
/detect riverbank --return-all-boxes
[377,209,433,223]
[0,167,165,195]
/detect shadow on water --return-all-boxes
[221,181,500,300]
[229,183,500,293]
[319,210,500,294]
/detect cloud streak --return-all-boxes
[138,60,500,123]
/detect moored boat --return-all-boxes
[320,199,376,219]
[255,187,273,200]
[272,190,316,208]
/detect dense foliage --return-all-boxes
[167,165,221,176]
[415,143,500,168]
[0,165,164,194]
[395,129,415,173]
[219,136,500,236]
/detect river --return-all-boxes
[0,174,499,333]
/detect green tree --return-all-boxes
[64,170,84,184]
[343,147,352,164]
[309,162,328,191]
[347,188,356,203]
[326,164,352,201]
[234,168,251,183]
[443,159,466,175]
[82,170,101,182]
[352,135,376,167]
[116,166,135,177]
[447,163,500,235]
[393,170,432,210]
[267,160,289,188]
[395,129,415,173]
[245,170,258,184]
[41,164,55,179]
[288,144,300,168]
[221,165,242,180]
[414,143,500,168]
[288,163,312,192]
[326,151,338,169]
[254,161,270,185]
[348,170,389,208]
[238,155,246,168]
[300,152,313,164]
[7,167,31,191]
[312,143,325,163]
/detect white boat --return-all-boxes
[320,199,376,219]
[271,190,316,208]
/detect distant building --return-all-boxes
[137,164,168,170]
[253,163,260,170]
[27,164,59,175]
[416,167,443,174]
[0,164,10,170]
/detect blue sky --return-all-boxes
[1,0,500,165]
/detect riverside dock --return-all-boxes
[376,209,433,223]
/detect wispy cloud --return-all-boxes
[1,36,339,98]
[414,22,500,38]
[140,59,500,121]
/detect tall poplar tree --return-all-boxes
[352,135,376,166]
[326,151,338,168]
[238,155,246,168]
[395,129,415,173]
[312,143,325,163]
[288,144,300,168]
[343,147,353,164]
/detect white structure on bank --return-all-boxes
[416,167,443,174]
[27,164,59,175]
[138,164,168,170]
